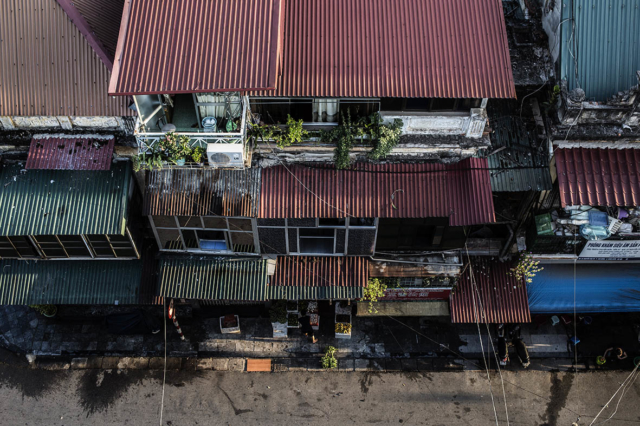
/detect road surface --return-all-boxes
[0,365,638,425]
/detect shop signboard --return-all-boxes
[578,240,640,261]
[381,288,451,301]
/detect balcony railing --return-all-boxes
[136,95,248,155]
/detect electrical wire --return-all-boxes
[589,363,640,426]
[465,245,510,425]
[595,365,640,425]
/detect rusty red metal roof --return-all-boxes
[259,159,495,226]
[255,0,515,98]
[109,0,285,95]
[450,257,531,324]
[555,148,640,207]
[0,0,133,117]
[25,136,115,170]
[269,256,369,300]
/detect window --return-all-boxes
[349,218,376,227]
[151,215,257,254]
[318,218,346,227]
[57,235,92,257]
[32,235,68,258]
[298,228,335,254]
[85,234,137,258]
[250,98,379,125]
[0,236,39,258]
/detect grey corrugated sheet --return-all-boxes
[0,259,142,305]
[560,0,640,101]
[144,168,261,217]
[487,116,552,192]
[158,257,267,301]
[0,0,132,116]
[0,162,131,236]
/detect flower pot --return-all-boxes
[175,158,186,166]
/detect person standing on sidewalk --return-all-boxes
[603,347,628,366]
[299,314,318,344]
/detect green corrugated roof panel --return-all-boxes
[487,116,552,192]
[0,259,142,305]
[0,162,131,236]
[267,286,364,301]
[560,0,640,101]
[158,257,268,301]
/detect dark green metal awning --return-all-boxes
[158,257,268,301]
[0,259,142,305]
[0,162,131,236]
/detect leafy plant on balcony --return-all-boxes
[133,132,201,171]
[191,146,206,164]
[368,115,403,161]
[250,115,309,148]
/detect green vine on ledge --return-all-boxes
[362,278,388,314]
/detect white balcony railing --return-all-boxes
[136,95,248,155]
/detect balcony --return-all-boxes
[133,93,248,166]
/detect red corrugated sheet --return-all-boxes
[259,159,495,226]
[255,0,515,98]
[0,0,133,117]
[450,257,531,324]
[26,136,115,171]
[109,0,285,95]
[271,256,369,289]
[555,148,640,207]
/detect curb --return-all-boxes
[25,355,595,373]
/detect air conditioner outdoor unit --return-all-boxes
[206,143,244,168]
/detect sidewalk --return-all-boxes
[1,305,638,370]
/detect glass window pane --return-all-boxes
[202,217,228,229]
[156,229,182,250]
[230,232,255,253]
[299,238,334,254]
[196,230,227,250]
[58,235,91,257]
[152,216,177,228]
[87,234,115,257]
[0,237,19,258]
[177,216,202,228]
[299,228,334,237]
[181,229,199,248]
[350,218,376,227]
[430,98,457,111]
[318,218,345,227]
[33,236,66,258]
[8,236,39,258]
[106,235,136,258]
[227,218,252,231]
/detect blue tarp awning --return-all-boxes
[528,264,640,314]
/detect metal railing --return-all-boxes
[136,96,249,155]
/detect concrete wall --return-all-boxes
[380,108,487,138]
[540,0,562,62]
[0,116,133,132]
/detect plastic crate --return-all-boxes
[535,213,554,235]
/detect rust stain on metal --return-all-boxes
[450,257,531,324]
[555,147,640,207]
[255,0,515,98]
[143,168,261,217]
[259,159,495,226]
[109,0,285,95]
[26,136,115,170]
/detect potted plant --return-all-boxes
[321,346,338,369]
[29,304,57,318]
[269,301,288,337]
[171,135,192,166]
[286,300,298,313]
[287,313,300,328]
[335,323,352,334]
[191,146,206,165]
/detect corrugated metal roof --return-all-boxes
[488,116,552,192]
[0,162,131,236]
[560,0,640,101]
[70,0,125,59]
[143,168,261,217]
[0,259,142,305]
[0,0,133,116]
[254,0,515,98]
[158,256,268,301]
[450,257,531,324]
[25,135,115,171]
[555,148,640,207]
[109,0,285,95]
[259,160,495,226]
[268,256,368,300]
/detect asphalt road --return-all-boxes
[0,365,638,426]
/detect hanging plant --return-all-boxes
[362,278,388,313]
[509,252,543,284]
